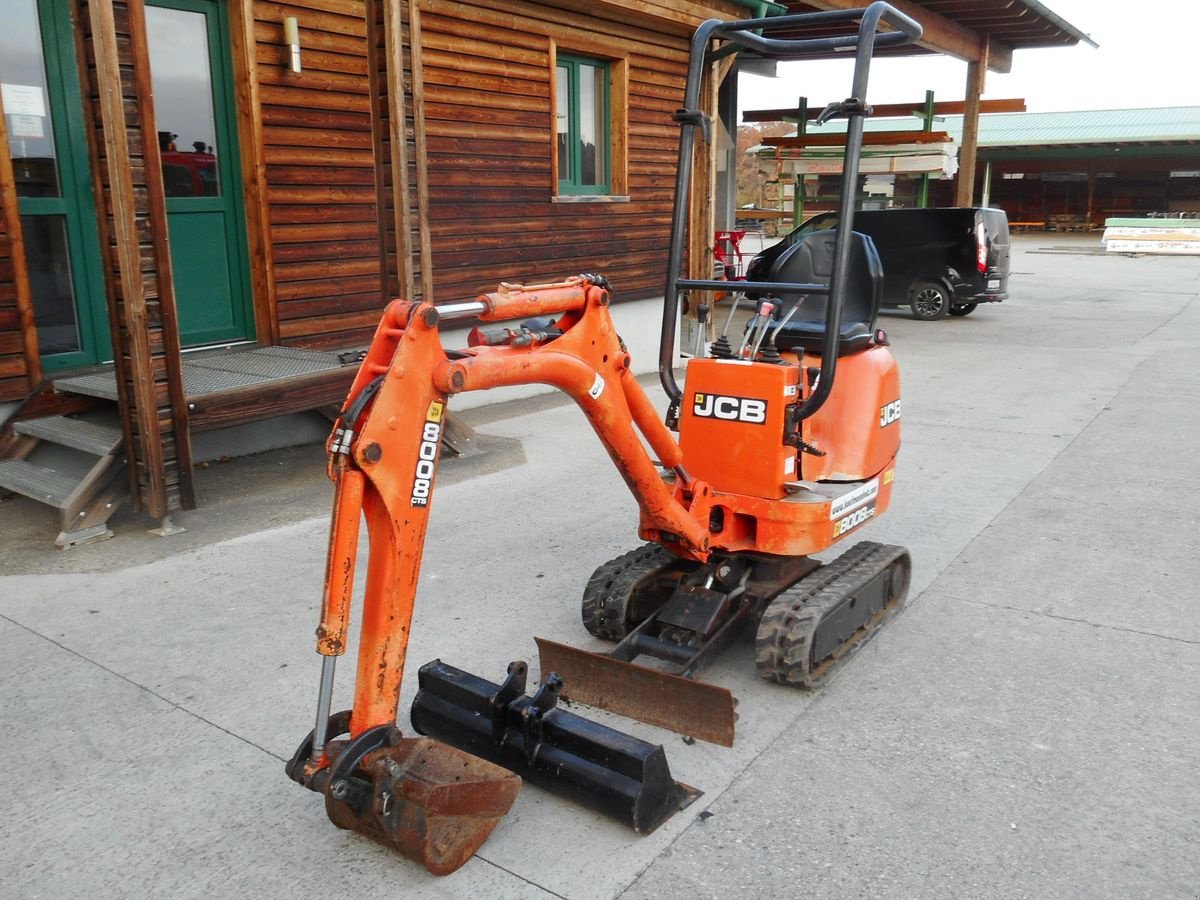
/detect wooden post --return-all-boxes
[83,0,170,518]
[127,0,195,510]
[230,0,279,344]
[955,46,987,208]
[407,0,434,303]
[688,55,733,343]
[367,0,416,303]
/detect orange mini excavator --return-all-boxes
[287,3,920,876]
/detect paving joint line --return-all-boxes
[476,856,568,899]
[955,596,1200,646]
[0,611,286,762]
[1134,292,1198,343]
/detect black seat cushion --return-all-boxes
[764,230,883,356]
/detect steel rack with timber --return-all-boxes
[286,3,918,875]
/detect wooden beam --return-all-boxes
[367,0,394,301]
[766,130,953,148]
[85,0,168,519]
[381,0,416,300]
[230,0,279,344]
[0,89,42,389]
[743,97,1026,123]
[127,0,195,510]
[956,49,988,207]
[800,0,1014,73]
[408,0,435,302]
[71,0,140,511]
[187,367,357,433]
[688,55,734,304]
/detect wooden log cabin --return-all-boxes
[0,0,774,544]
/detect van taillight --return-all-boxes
[975,222,988,272]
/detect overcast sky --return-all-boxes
[738,0,1200,117]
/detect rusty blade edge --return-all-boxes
[535,637,736,748]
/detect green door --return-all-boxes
[1,0,110,372]
[145,0,253,347]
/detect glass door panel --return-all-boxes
[1,0,108,369]
[146,0,252,347]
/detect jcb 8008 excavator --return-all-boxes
[286,3,920,876]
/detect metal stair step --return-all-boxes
[13,416,123,456]
[0,459,80,509]
[53,371,120,401]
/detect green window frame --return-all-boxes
[555,54,610,196]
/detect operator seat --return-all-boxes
[766,229,883,356]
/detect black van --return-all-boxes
[746,207,1011,320]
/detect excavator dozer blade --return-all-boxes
[411,659,700,834]
[535,637,737,748]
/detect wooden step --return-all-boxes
[13,416,123,456]
[0,459,79,508]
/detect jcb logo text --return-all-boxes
[879,399,901,428]
[693,393,767,425]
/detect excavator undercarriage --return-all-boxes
[538,540,910,745]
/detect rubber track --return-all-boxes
[581,543,679,640]
[755,541,909,686]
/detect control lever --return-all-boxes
[738,299,774,358]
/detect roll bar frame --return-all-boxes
[659,3,922,420]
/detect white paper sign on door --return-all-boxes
[1,83,48,118]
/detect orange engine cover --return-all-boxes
[678,358,800,500]
[801,345,901,481]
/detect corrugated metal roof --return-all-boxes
[798,106,1200,148]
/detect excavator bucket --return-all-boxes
[411,660,700,834]
[535,637,739,747]
[287,713,521,875]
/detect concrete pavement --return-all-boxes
[1,236,1197,898]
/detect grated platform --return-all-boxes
[53,346,349,402]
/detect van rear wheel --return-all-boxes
[909,281,950,320]
[949,302,978,317]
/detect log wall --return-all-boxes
[252,0,386,350]
[409,0,744,304]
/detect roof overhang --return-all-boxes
[762,1,1096,74]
